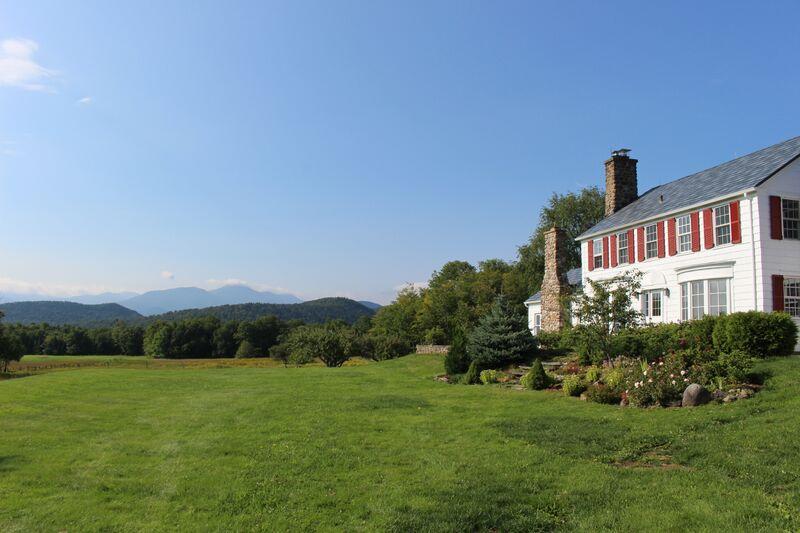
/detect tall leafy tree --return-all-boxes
[0,312,24,372]
[515,186,605,296]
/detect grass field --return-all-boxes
[1,355,799,531]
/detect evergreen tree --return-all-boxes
[521,359,551,390]
[461,360,481,384]
[466,296,536,369]
[444,328,470,375]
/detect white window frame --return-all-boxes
[617,232,628,264]
[645,224,658,259]
[640,289,663,320]
[677,214,692,253]
[782,198,800,240]
[785,278,800,318]
[714,204,732,246]
[533,313,542,335]
[680,278,730,320]
[593,238,603,269]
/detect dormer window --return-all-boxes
[617,232,629,264]
[593,238,603,269]
[714,204,732,245]
[645,224,658,259]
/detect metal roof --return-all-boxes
[524,267,582,303]
[577,136,800,240]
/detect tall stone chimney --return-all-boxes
[605,149,638,216]
[540,226,569,332]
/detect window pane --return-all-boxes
[645,225,658,258]
[618,233,628,264]
[708,279,728,316]
[593,239,603,268]
[691,280,705,319]
[783,199,800,240]
[715,205,731,245]
[681,282,689,321]
[677,215,692,252]
[651,291,662,317]
[641,292,649,316]
[785,279,800,318]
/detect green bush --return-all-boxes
[585,366,602,383]
[692,349,753,388]
[712,311,798,358]
[535,330,562,350]
[585,383,622,405]
[521,359,551,390]
[623,357,687,407]
[561,374,586,397]
[565,325,603,365]
[462,360,481,385]
[479,369,500,384]
[602,367,624,390]
[444,329,470,375]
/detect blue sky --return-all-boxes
[1,0,798,303]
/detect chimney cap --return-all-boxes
[611,148,632,157]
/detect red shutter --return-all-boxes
[627,229,635,263]
[690,212,701,251]
[772,274,785,311]
[657,221,666,258]
[637,227,645,262]
[770,196,783,240]
[602,236,609,269]
[730,200,742,244]
[703,208,715,249]
[667,218,677,256]
[587,240,594,271]
[610,234,618,267]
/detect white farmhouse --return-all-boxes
[525,136,800,349]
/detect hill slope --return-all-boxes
[0,301,143,326]
[151,297,373,324]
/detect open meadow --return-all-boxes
[1,354,799,531]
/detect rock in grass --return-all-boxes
[682,383,711,407]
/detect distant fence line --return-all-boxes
[415,345,450,355]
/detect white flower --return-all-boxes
[634,382,640,388]
[659,362,664,366]
[680,370,686,376]
[670,374,675,378]
[643,370,648,376]
[683,378,689,382]
[648,378,653,383]
[671,380,676,385]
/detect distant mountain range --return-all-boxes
[0,297,375,327]
[358,301,381,310]
[0,285,302,316]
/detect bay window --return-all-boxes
[681,278,729,320]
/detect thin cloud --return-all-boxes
[160,270,175,280]
[0,276,112,298]
[0,38,57,92]
[76,96,92,105]
[394,281,427,293]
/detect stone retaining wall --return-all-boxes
[415,345,450,355]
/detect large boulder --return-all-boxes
[682,383,712,407]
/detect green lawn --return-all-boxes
[1,355,798,531]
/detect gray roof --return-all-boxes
[577,136,800,240]
[524,267,582,303]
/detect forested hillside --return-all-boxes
[150,297,374,324]
[0,301,143,327]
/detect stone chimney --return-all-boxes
[605,149,638,216]
[540,226,569,332]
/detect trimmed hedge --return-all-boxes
[712,312,797,358]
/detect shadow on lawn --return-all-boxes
[0,456,19,473]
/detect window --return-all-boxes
[593,238,603,269]
[708,279,728,316]
[677,214,691,252]
[533,313,542,335]
[617,232,628,264]
[714,204,731,245]
[681,279,729,320]
[785,278,800,318]
[640,290,662,318]
[783,198,800,240]
[645,224,658,259]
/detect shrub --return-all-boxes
[585,366,602,383]
[462,360,481,385]
[423,326,448,345]
[565,325,603,365]
[479,369,500,384]
[521,359,551,390]
[369,334,412,361]
[444,329,470,375]
[585,383,622,405]
[712,311,798,358]
[692,349,753,388]
[601,367,624,390]
[623,357,689,407]
[466,296,537,369]
[235,340,260,358]
[561,374,586,397]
